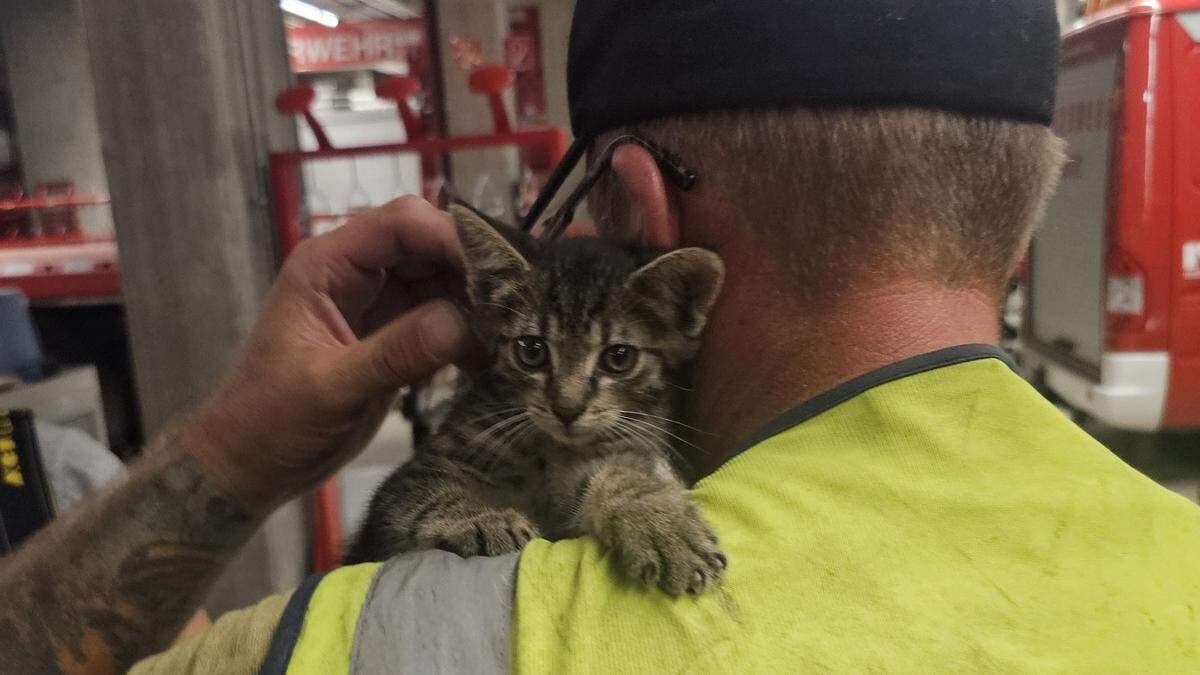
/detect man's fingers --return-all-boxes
[312,196,464,272]
[361,267,467,335]
[343,300,470,394]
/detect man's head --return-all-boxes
[538,0,1066,305]
[587,107,1065,302]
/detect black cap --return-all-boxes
[567,0,1060,139]
[523,1,1059,230]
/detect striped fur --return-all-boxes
[346,207,726,595]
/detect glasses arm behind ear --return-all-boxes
[522,136,590,231]
[534,132,699,241]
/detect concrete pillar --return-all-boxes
[78,0,292,433]
[77,0,305,615]
[0,0,114,234]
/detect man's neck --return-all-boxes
[687,272,1000,476]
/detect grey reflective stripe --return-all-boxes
[350,550,520,674]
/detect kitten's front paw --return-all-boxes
[607,502,727,596]
[424,508,539,558]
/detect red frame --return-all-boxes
[268,127,568,572]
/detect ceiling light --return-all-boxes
[356,0,420,18]
[280,0,340,28]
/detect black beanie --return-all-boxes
[524,1,1059,229]
[567,0,1060,138]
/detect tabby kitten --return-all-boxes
[346,206,727,595]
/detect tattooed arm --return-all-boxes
[0,434,257,672]
[0,197,471,674]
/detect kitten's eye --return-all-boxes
[514,336,549,370]
[599,345,640,375]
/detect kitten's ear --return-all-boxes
[625,248,725,338]
[450,204,531,305]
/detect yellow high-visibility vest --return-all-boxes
[137,346,1200,674]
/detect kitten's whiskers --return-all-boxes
[482,418,535,471]
[612,418,679,463]
[613,418,697,473]
[617,414,708,453]
[475,302,533,322]
[613,410,715,436]
[462,406,527,426]
[469,412,531,454]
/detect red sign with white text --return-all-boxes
[287,20,425,73]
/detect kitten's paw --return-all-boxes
[608,503,727,596]
[426,508,539,558]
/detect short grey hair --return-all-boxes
[588,107,1066,299]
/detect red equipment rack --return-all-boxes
[0,193,120,302]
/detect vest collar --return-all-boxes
[729,343,1016,459]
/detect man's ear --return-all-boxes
[625,248,725,338]
[450,205,531,306]
[610,144,681,249]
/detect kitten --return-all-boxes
[346,205,727,596]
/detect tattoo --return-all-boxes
[0,444,257,673]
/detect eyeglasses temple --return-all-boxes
[539,134,698,240]
[522,135,591,231]
[538,152,617,240]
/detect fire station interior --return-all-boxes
[0,0,1197,622]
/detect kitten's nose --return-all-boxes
[553,406,584,427]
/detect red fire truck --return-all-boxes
[1020,0,1200,431]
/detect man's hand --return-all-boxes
[186,196,471,513]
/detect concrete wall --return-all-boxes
[0,0,113,234]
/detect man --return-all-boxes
[4,1,1200,672]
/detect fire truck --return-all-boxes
[1020,0,1200,431]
